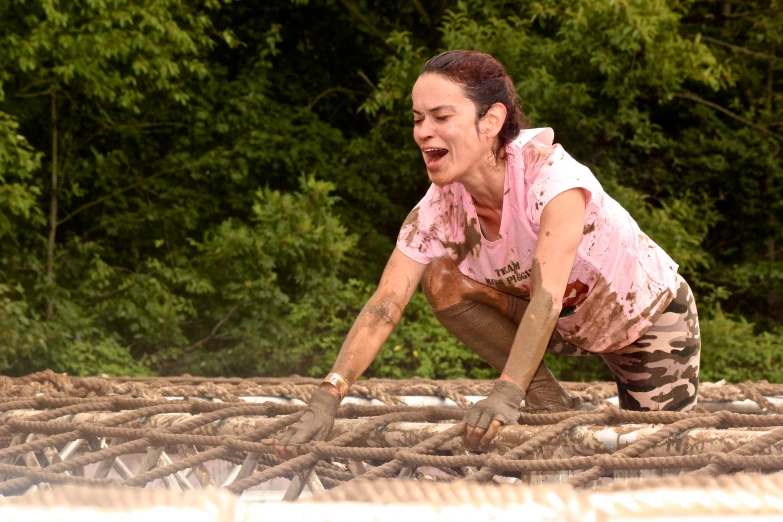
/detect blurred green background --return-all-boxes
[0,0,781,382]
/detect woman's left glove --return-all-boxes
[464,380,525,450]
[268,387,340,459]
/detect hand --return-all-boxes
[464,380,525,451]
[265,387,340,460]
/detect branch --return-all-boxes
[15,89,55,98]
[72,119,186,153]
[699,35,783,62]
[95,281,137,302]
[57,172,165,226]
[56,153,216,226]
[336,0,394,51]
[109,122,188,131]
[674,92,783,142]
[680,7,783,23]
[357,70,376,90]
[410,0,432,26]
[303,87,365,112]
[19,78,52,94]
[726,7,783,19]
[184,303,242,353]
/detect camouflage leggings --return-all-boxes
[548,274,701,411]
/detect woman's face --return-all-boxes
[411,73,495,186]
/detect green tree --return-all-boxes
[0,0,781,382]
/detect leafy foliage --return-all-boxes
[0,113,42,238]
[0,0,781,384]
[290,280,497,380]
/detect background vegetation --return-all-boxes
[0,0,782,382]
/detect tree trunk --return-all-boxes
[765,54,778,317]
[46,88,58,320]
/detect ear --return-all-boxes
[479,103,507,139]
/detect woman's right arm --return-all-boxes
[327,247,427,387]
[270,247,427,458]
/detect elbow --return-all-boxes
[364,293,404,327]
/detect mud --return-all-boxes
[524,362,582,413]
[424,257,578,410]
[558,273,672,353]
[500,259,561,389]
[402,206,420,228]
[400,207,421,249]
[521,140,559,172]
[562,280,589,309]
[431,300,516,373]
[442,217,482,265]
[364,298,400,327]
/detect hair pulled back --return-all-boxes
[420,50,527,160]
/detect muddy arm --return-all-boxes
[500,188,586,388]
[465,188,586,449]
[324,247,426,393]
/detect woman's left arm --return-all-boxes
[465,187,586,450]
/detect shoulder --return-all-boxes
[505,128,571,183]
[400,183,464,232]
[507,130,604,225]
[506,128,556,169]
[396,184,458,263]
[515,136,599,195]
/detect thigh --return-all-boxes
[547,329,594,357]
[601,275,701,412]
[423,257,526,321]
[424,257,593,359]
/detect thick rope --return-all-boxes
[2,374,783,497]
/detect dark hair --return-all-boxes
[420,50,528,160]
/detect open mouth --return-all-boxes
[423,148,448,167]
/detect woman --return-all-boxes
[269,50,701,458]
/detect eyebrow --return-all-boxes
[412,105,457,115]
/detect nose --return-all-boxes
[414,117,434,144]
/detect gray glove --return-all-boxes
[277,388,340,446]
[465,380,525,429]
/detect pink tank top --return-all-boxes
[396,128,679,353]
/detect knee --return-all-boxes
[422,257,463,309]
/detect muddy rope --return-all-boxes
[1,389,783,496]
[2,371,782,411]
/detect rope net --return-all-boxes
[4,371,783,409]
[5,474,783,521]
[1,371,783,503]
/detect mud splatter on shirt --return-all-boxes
[395,128,679,353]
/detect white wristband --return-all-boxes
[323,372,349,399]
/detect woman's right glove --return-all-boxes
[268,387,340,460]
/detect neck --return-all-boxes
[461,154,506,210]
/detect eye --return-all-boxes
[436,116,449,122]
[413,119,423,125]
